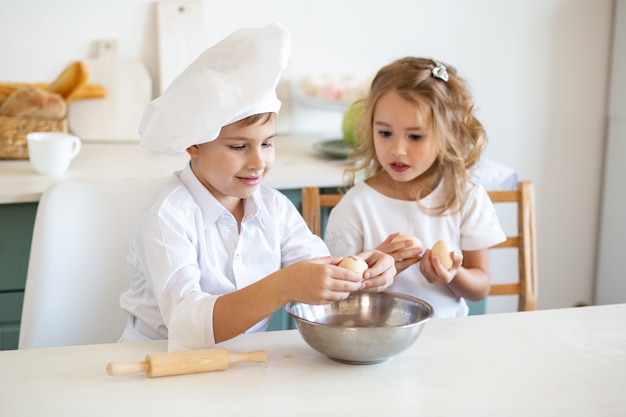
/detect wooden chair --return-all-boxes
[301,181,538,312]
[301,187,344,237]
[485,181,537,311]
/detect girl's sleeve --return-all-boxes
[460,185,507,250]
[324,194,365,257]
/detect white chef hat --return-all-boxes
[139,22,291,155]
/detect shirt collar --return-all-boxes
[179,163,264,228]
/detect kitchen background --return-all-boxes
[1,0,624,311]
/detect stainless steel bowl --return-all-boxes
[286,292,434,365]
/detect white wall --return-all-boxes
[0,0,615,310]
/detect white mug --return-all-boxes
[26,132,82,176]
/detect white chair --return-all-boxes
[18,179,163,349]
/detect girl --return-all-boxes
[324,57,506,318]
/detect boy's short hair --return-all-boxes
[234,112,277,128]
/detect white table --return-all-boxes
[1,304,624,416]
[0,134,352,204]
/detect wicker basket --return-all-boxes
[0,115,68,159]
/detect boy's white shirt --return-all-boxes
[120,163,329,351]
[324,180,506,318]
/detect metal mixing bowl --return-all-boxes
[285,292,434,365]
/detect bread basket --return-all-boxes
[0,116,68,159]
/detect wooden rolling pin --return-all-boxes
[106,348,267,378]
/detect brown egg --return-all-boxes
[391,234,423,250]
[431,240,454,270]
[338,255,368,278]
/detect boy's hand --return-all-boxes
[283,257,363,305]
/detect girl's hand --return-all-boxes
[376,232,423,274]
[356,249,396,293]
[419,248,463,285]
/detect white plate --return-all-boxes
[313,139,353,159]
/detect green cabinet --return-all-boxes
[0,203,37,349]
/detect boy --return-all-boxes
[119,23,395,351]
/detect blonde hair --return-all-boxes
[350,57,486,215]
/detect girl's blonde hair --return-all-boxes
[350,57,486,215]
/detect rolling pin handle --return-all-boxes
[106,360,150,376]
[229,350,267,364]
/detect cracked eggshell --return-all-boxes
[338,255,368,277]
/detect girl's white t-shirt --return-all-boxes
[324,180,506,318]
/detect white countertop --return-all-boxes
[1,304,624,416]
[0,135,353,204]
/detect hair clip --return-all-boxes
[431,62,449,82]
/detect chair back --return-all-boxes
[486,181,537,311]
[18,179,163,349]
[301,187,343,237]
[301,181,538,312]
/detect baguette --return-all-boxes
[0,83,106,104]
[47,61,89,99]
[63,83,107,101]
